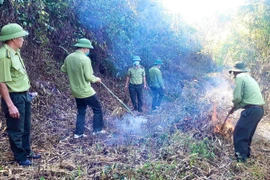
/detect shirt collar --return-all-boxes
[75,49,85,55]
[133,65,140,69]
[4,44,20,55]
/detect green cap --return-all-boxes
[0,23,29,42]
[154,59,163,65]
[229,61,250,74]
[74,38,94,49]
[132,55,141,61]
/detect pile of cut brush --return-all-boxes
[0,81,270,179]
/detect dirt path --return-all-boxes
[254,115,270,142]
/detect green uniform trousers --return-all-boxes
[1,92,31,162]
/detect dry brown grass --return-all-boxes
[1,89,270,180]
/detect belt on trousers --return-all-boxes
[9,91,28,94]
[129,83,142,86]
[244,104,263,109]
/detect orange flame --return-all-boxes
[212,103,234,135]
[212,103,217,122]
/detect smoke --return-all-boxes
[73,0,201,77]
[71,0,237,140]
[105,114,148,146]
[117,114,147,134]
[203,73,233,107]
[101,73,234,146]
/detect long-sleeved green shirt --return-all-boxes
[0,44,30,92]
[233,73,265,110]
[61,50,98,98]
[148,66,164,88]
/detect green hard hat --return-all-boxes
[229,61,250,74]
[0,23,29,42]
[154,59,163,65]
[74,38,94,49]
[132,55,141,61]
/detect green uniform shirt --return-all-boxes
[149,66,164,88]
[61,50,98,98]
[233,73,265,110]
[127,66,145,85]
[0,44,30,92]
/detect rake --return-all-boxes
[220,113,230,130]
[101,82,136,117]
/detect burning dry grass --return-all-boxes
[0,83,270,179]
[1,108,270,179]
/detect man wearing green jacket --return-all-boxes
[61,38,105,138]
[148,59,165,111]
[228,61,265,162]
[0,23,41,166]
[125,56,147,112]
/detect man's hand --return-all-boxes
[0,83,20,119]
[8,105,20,119]
[228,107,235,114]
[124,84,128,90]
[96,77,101,83]
[144,84,148,90]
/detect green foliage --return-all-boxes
[70,165,84,179]
[210,0,270,65]
[188,154,198,166]
[101,163,136,180]
[249,164,265,180]
[202,0,270,103]
[138,161,179,179]
[190,138,216,160]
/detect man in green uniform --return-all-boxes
[61,38,105,138]
[124,56,147,112]
[0,23,41,166]
[228,61,265,162]
[149,59,165,111]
